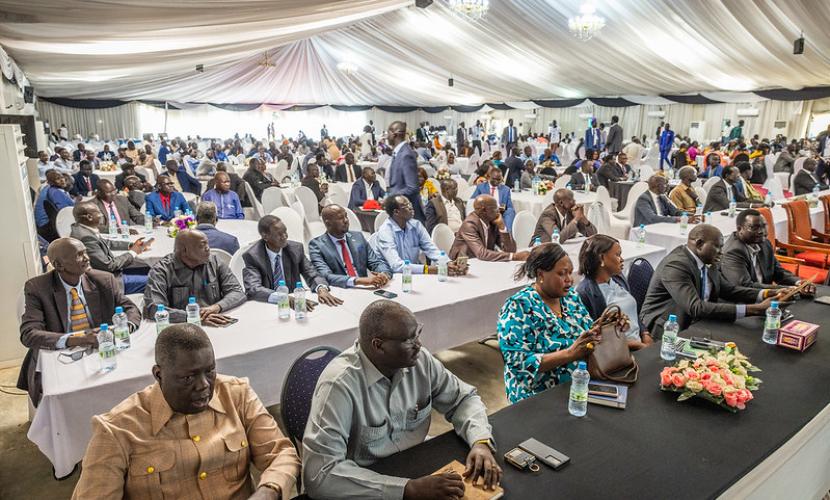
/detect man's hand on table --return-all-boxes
[796,280,817,297]
[289,296,319,312]
[67,330,100,348]
[317,287,344,306]
[355,271,390,288]
[447,261,468,276]
[404,471,465,500]
[464,442,502,491]
[247,485,281,500]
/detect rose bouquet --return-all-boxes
[536,179,555,195]
[167,213,196,238]
[659,345,761,412]
[436,167,451,181]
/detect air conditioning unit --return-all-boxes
[647,110,666,118]
[688,121,706,143]
[737,108,760,117]
[578,113,593,119]
[773,121,788,133]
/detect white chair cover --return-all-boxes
[764,177,785,200]
[773,172,791,194]
[182,192,199,205]
[244,181,265,220]
[613,181,649,221]
[702,176,722,194]
[638,165,655,179]
[587,200,611,235]
[694,186,707,208]
[271,207,304,244]
[431,223,456,254]
[764,154,776,181]
[56,207,75,238]
[344,207,361,232]
[793,157,807,182]
[294,185,322,222]
[210,248,232,267]
[228,241,256,285]
[595,185,614,213]
[373,211,389,232]
[261,187,287,214]
[511,210,536,248]
[554,174,571,188]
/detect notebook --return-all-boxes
[431,460,504,500]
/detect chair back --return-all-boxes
[694,186,707,208]
[376,176,387,190]
[702,176,721,193]
[136,166,156,185]
[271,207,305,244]
[56,206,75,238]
[295,186,322,222]
[242,182,264,219]
[262,187,287,214]
[783,200,813,243]
[373,211,389,232]
[554,174,571,188]
[280,346,341,447]
[821,195,830,233]
[595,185,613,212]
[638,165,655,179]
[431,223,456,253]
[344,207,361,233]
[764,154,775,180]
[587,200,611,235]
[793,157,806,179]
[511,210,536,247]
[228,241,256,285]
[327,188,349,208]
[626,257,654,312]
[210,248,233,267]
[757,207,777,248]
[764,176,785,200]
[619,181,649,221]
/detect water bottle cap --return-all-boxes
[295,281,302,287]
[668,314,677,321]
[577,361,587,370]
[100,323,108,330]
[278,280,286,286]
[115,306,123,314]
[157,304,165,312]
[404,259,411,264]
[639,224,645,229]
[771,301,778,308]
[121,220,127,224]
[440,251,446,256]
[188,297,196,304]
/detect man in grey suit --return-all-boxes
[703,165,761,213]
[386,121,425,222]
[792,158,828,195]
[501,118,518,151]
[424,179,466,234]
[531,189,597,244]
[604,115,623,155]
[18,238,140,404]
[70,202,151,293]
[308,205,392,289]
[94,179,145,233]
[242,215,342,308]
[640,224,784,338]
[633,175,691,227]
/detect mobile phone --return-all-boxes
[814,296,830,306]
[518,438,570,470]
[504,447,539,471]
[588,384,618,398]
[145,237,156,244]
[373,290,398,299]
[216,317,239,327]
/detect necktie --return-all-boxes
[509,128,513,143]
[69,288,91,332]
[347,164,355,183]
[86,177,92,192]
[273,253,285,287]
[338,239,357,277]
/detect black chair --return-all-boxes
[280,346,341,449]
[37,198,60,242]
[627,257,654,312]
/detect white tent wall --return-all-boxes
[37,100,141,140]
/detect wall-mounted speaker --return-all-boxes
[415,0,433,8]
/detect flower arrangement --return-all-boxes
[436,167,451,181]
[167,213,196,238]
[659,345,761,412]
[536,179,555,195]
[99,161,117,172]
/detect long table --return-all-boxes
[29,239,666,478]
[360,291,830,499]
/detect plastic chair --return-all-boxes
[261,187,287,215]
[228,241,256,285]
[56,206,75,238]
[694,186,707,208]
[612,181,648,221]
[271,207,305,244]
[280,346,341,448]
[210,248,232,267]
[373,211,389,233]
[244,182,265,220]
[764,176,785,200]
[554,174,571,188]
[344,207,361,233]
[638,165,655,179]
[626,257,654,312]
[586,201,611,235]
[702,176,721,194]
[431,223,456,254]
[511,210,536,247]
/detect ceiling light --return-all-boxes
[448,0,489,21]
[568,3,606,41]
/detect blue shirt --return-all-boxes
[35,186,74,227]
[373,218,441,274]
[201,189,244,219]
[328,233,357,288]
[498,286,594,404]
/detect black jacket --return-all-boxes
[241,239,327,301]
[720,232,800,288]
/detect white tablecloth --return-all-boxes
[512,190,597,218]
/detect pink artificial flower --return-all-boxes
[685,370,700,381]
[671,373,687,388]
[705,382,723,397]
[700,372,712,381]
[724,391,738,407]
[660,372,673,386]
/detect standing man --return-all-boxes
[729,119,744,142]
[659,123,675,171]
[321,124,329,141]
[584,118,600,151]
[471,120,483,155]
[605,115,623,155]
[502,118,518,151]
[386,121,425,222]
[456,121,467,153]
[549,120,561,155]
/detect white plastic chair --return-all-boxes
[373,211,389,233]
[344,207,362,232]
[271,207,305,244]
[587,201,611,235]
[702,176,722,194]
[792,157,806,186]
[243,182,265,220]
[511,210,536,247]
[764,177,785,200]
[376,176,387,190]
[56,207,75,238]
[764,154,776,181]
[182,191,199,205]
[773,172,791,194]
[228,241,256,285]
[554,174,571,188]
[294,186,322,223]
[431,223,456,254]
[327,188,349,208]
[595,185,615,213]
[210,248,232,267]
[612,181,648,221]
[261,187,287,215]
[638,165,655,179]
[694,186,707,208]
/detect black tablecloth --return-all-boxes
[354,208,381,233]
[609,180,636,210]
[354,291,830,499]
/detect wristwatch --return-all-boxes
[474,438,497,453]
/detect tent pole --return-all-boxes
[164,101,168,134]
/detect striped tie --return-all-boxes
[69,288,91,332]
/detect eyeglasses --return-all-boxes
[377,323,423,347]
[58,346,93,364]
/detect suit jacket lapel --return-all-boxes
[82,275,102,325]
[282,245,298,287]
[51,273,69,333]
[257,241,274,289]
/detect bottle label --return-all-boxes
[99,344,116,358]
[765,317,780,329]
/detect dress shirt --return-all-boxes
[725,182,735,202]
[747,244,765,285]
[302,342,493,500]
[72,376,300,500]
[328,233,357,288]
[443,197,463,232]
[685,247,746,318]
[363,180,375,201]
[651,192,664,216]
[201,189,244,219]
[102,199,124,227]
[264,246,286,304]
[374,218,442,274]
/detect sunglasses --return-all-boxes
[59,346,93,364]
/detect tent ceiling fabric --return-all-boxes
[1,0,829,106]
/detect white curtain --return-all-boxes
[37,101,141,139]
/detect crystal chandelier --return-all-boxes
[448,0,490,21]
[568,3,606,41]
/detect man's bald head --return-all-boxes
[553,188,575,212]
[72,201,102,227]
[648,175,668,194]
[174,229,210,268]
[688,223,721,243]
[47,238,90,280]
[678,166,697,184]
[321,204,349,237]
[358,300,421,374]
[387,121,407,147]
[687,223,724,265]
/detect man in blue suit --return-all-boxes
[194,201,240,255]
[348,166,385,210]
[164,159,201,196]
[659,123,675,171]
[309,205,392,289]
[146,174,190,222]
[386,121,425,222]
[584,118,600,151]
[70,160,100,197]
[470,166,516,231]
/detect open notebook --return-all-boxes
[431,460,505,500]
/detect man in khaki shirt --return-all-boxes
[72,324,300,499]
[669,166,700,213]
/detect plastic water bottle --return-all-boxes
[144,208,154,235]
[293,282,307,320]
[551,228,560,245]
[120,220,130,240]
[566,183,573,191]
[155,304,170,334]
[661,314,679,361]
[97,324,117,373]
[532,174,541,194]
[728,197,737,217]
[437,252,449,282]
[568,361,589,417]
[704,211,712,224]
[679,212,689,235]
[695,202,703,217]
[764,192,772,207]
[276,280,290,319]
[108,213,118,237]
[112,306,130,351]
[514,179,521,192]
[637,224,646,247]
[811,185,820,207]
[402,260,413,292]
[186,297,201,326]
[763,300,781,345]
[532,236,542,247]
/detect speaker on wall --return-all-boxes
[415,0,433,8]
[23,86,34,104]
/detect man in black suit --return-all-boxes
[703,165,760,212]
[721,209,818,291]
[502,147,523,189]
[425,178,466,234]
[632,175,688,227]
[94,179,145,232]
[242,215,342,308]
[595,154,627,189]
[70,160,100,197]
[72,143,87,162]
[793,158,828,195]
[456,122,466,152]
[301,163,328,214]
[640,224,784,338]
[604,115,623,154]
[243,157,279,201]
[386,121,425,222]
[348,167,385,210]
[114,162,148,191]
[334,152,361,184]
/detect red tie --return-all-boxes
[490,186,496,197]
[338,239,357,277]
[86,177,92,192]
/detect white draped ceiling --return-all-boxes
[1,0,829,105]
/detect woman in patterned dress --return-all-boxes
[498,242,601,404]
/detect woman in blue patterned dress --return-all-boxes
[498,242,601,404]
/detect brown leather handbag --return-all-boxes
[587,305,639,384]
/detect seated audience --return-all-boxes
[164,159,202,196]
[72,324,300,499]
[374,195,467,276]
[70,160,100,197]
[502,147,524,188]
[334,152,361,184]
[114,162,148,191]
[145,175,190,222]
[498,243,601,403]
[123,175,146,211]
[668,166,700,213]
[18,238,140,405]
[773,144,796,173]
[721,209,817,293]
[97,144,116,162]
[700,151,724,179]
[569,156,598,191]
[37,150,58,181]
[242,215,341,307]
[201,172,244,219]
[595,154,627,189]
[143,229,245,325]
[703,165,760,212]
[194,202,240,255]
[576,235,653,350]
[301,163,329,214]
[531,188,597,244]
[303,300,500,499]
[449,195,527,262]
[309,205,392,289]
[519,160,536,189]
[70,202,151,293]
[736,161,765,202]
[793,158,828,195]
[417,167,437,206]
[469,166,516,230]
[425,178,465,233]
[94,179,145,232]
[640,224,786,338]
[35,170,75,241]
[53,148,75,172]
[471,161,490,185]
[633,175,687,227]
[348,166,385,210]
[207,162,249,207]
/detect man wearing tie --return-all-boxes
[584,118,600,151]
[93,179,145,232]
[334,152,361,184]
[348,167,385,210]
[502,118,518,151]
[633,175,694,227]
[70,160,100,197]
[386,121,425,222]
[470,167,516,231]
